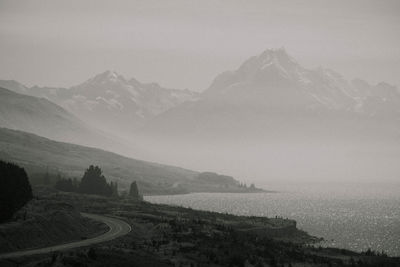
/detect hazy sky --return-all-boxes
[0,0,399,91]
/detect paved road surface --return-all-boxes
[0,213,131,259]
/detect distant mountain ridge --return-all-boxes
[130,49,400,184]
[141,48,400,137]
[0,48,399,184]
[1,51,398,139]
[0,71,198,136]
[204,48,400,115]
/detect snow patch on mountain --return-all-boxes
[204,48,400,116]
[0,71,198,134]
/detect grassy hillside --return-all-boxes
[0,127,198,195]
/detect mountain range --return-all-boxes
[1,48,399,141]
[0,71,198,137]
[136,48,400,183]
[142,48,400,139]
[1,48,399,183]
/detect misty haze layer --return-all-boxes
[1,48,398,186]
[136,48,400,185]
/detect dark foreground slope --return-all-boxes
[0,198,107,253]
[0,189,398,267]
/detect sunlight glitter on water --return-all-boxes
[146,183,400,256]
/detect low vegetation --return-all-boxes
[1,160,396,266]
[0,198,107,253]
[1,189,398,267]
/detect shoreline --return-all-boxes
[143,189,278,197]
[1,190,399,266]
[145,190,400,257]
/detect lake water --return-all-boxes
[146,183,400,256]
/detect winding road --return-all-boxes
[0,213,131,259]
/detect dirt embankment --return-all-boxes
[0,199,107,253]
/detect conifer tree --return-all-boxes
[129,181,141,200]
[79,165,112,196]
[0,161,33,222]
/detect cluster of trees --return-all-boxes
[238,182,256,190]
[55,177,79,192]
[197,172,258,191]
[55,165,140,199]
[55,166,116,197]
[0,161,32,222]
[79,165,114,196]
[197,172,237,186]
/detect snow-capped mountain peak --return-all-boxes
[65,71,199,128]
[205,48,306,98]
[241,48,299,74]
[84,70,126,86]
[0,71,198,135]
[259,47,298,67]
[203,48,400,115]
